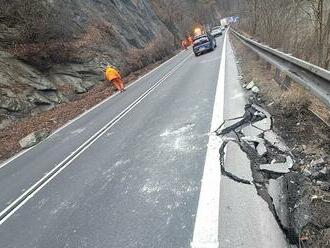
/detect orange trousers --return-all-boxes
[112,78,124,91]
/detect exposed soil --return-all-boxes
[230,33,330,247]
[0,59,166,162]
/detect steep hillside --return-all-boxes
[0,0,221,125]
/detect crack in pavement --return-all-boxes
[216,104,298,245]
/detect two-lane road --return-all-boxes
[0,34,289,248]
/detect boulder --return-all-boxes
[19,130,49,149]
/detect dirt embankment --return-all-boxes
[230,33,330,247]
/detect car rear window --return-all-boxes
[193,37,209,46]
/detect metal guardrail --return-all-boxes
[231,28,330,107]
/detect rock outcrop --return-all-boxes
[0,0,221,124]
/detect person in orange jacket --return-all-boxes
[181,40,188,50]
[188,36,193,46]
[103,64,125,92]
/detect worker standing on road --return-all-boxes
[103,64,125,92]
[188,36,193,46]
[181,40,188,50]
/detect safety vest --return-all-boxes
[105,67,121,81]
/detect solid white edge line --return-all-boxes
[0,53,192,225]
[0,50,187,169]
[191,32,227,248]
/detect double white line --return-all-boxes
[0,53,192,225]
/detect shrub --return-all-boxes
[126,35,175,72]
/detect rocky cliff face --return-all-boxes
[0,0,220,126]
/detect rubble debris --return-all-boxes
[216,102,330,247]
[259,156,294,174]
[303,157,329,181]
[310,157,326,167]
[216,104,299,244]
[19,130,49,149]
[251,86,260,93]
[311,194,330,203]
[245,80,255,89]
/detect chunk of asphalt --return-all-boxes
[245,80,255,89]
[221,142,254,183]
[268,177,290,230]
[259,156,294,174]
[241,136,267,156]
[257,142,267,156]
[252,86,260,93]
[264,130,290,152]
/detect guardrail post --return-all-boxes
[255,53,259,61]
[274,68,281,83]
[283,75,291,89]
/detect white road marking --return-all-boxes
[0,50,187,170]
[191,32,227,248]
[0,53,192,225]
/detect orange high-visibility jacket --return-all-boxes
[105,66,121,81]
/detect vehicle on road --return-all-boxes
[193,34,217,57]
[211,26,222,37]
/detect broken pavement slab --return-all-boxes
[259,156,294,174]
[267,176,289,230]
[264,130,290,152]
[241,136,267,156]
[222,142,254,183]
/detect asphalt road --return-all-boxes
[0,34,289,248]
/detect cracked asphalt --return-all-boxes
[0,35,290,247]
[218,40,289,247]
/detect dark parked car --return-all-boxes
[193,34,217,57]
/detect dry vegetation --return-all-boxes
[126,35,175,72]
[231,33,330,158]
[217,0,330,70]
